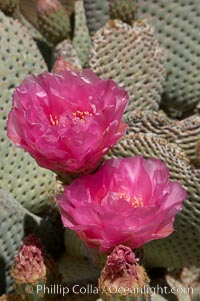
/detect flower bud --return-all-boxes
[11,234,61,301]
[99,245,150,301]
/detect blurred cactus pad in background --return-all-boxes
[0,0,200,301]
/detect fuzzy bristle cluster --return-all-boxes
[109,0,138,25]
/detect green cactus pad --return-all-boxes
[0,190,63,294]
[124,111,200,164]
[16,12,48,43]
[58,253,100,285]
[0,12,56,214]
[108,133,200,268]
[15,12,53,68]
[90,20,166,113]
[0,192,40,293]
[109,0,138,25]
[52,39,82,70]
[72,0,92,67]
[0,0,18,15]
[137,0,200,115]
[64,229,90,260]
[37,0,70,45]
[83,0,109,36]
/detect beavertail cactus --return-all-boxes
[52,39,82,70]
[11,235,61,301]
[195,140,200,166]
[90,19,166,113]
[1,0,200,297]
[109,0,138,25]
[0,11,56,214]
[137,0,200,116]
[72,0,92,67]
[0,0,18,15]
[0,190,63,295]
[83,0,200,116]
[83,0,109,36]
[36,0,70,44]
[124,111,200,165]
[99,245,150,301]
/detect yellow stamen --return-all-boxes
[132,196,144,208]
[49,114,59,126]
[73,110,93,123]
[119,193,143,208]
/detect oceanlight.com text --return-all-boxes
[24,284,194,297]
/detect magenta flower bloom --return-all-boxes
[7,70,128,174]
[58,156,187,253]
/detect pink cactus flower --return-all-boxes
[58,156,188,253]
[7,70,128,174]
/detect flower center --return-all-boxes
[49,114,59,126]
[49,110,93,126]
[72,110,93,124]
[119,193,144,208]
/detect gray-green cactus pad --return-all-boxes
[124,111,200,164]
[83,0,200,115]
[0,190,63,294]
[89,20,166,113]
[64,229,90,260]
[83,0,109,36]
[0,12,56,214]
[52,39,82,69]
[58,253,100,285]
[137,0,200,115]
[72,0,92,67]
[0,190,40,294]
[108,133,200,268]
